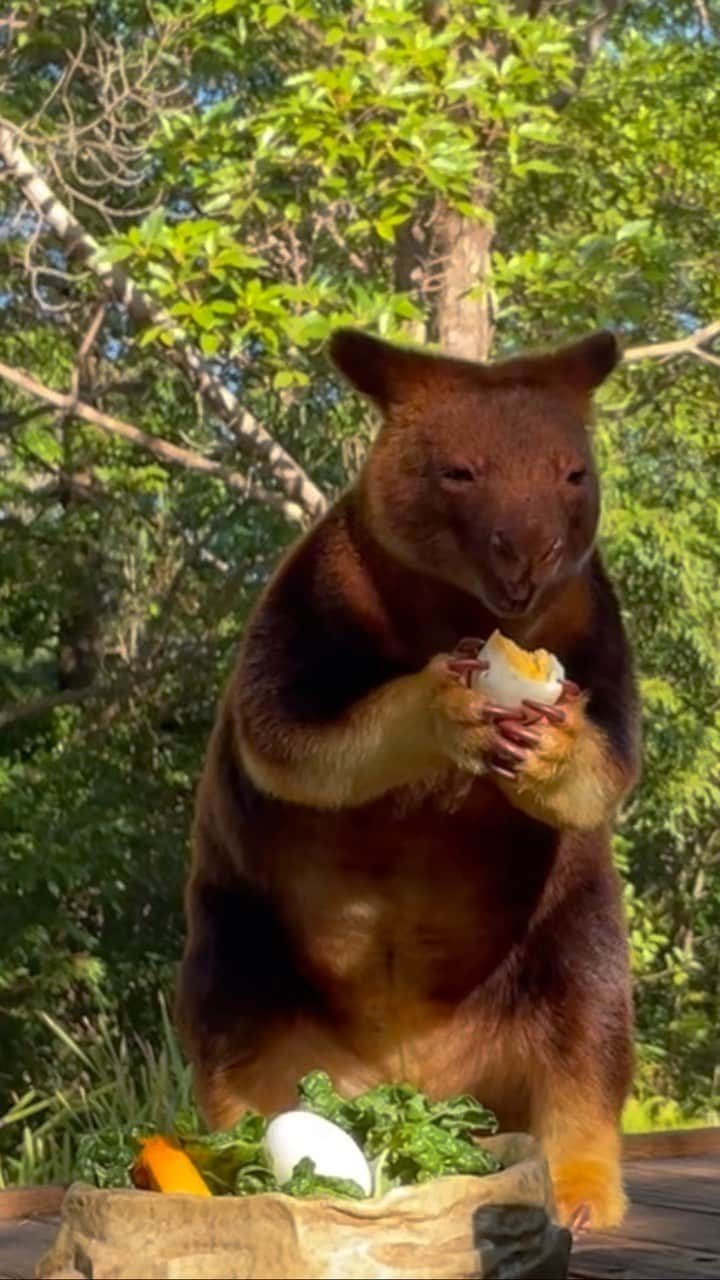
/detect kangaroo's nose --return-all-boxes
[490,528,527,582]
[490,528,564,581]
[491,528,517,559]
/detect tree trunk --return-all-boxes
[394,196,495,361]
[414,0,495,361]
[56,326,104,693]
[56,468,104,692]
[431,201,494,361]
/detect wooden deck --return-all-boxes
[1,1130,718,1278]
[570,1146,720,1278]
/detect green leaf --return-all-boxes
[294,1073,501,1196]
[616,219,652,242]
[200,332,221,356]
[179,1112,270,1195]
[296,1071,347,1126]
[93,243,133,266]
[191,305,217,331]
[281,1156,367,1200]
[142,208,166,241]
[137,324,172,348]
[373,220,396,244]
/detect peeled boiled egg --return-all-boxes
[264,1110,373,1195]
[471,629,565,708]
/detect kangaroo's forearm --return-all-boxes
[237,672,444,809]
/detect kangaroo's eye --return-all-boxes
[566,467,587,486]
[439,465,475,485]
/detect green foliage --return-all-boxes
[280,1156,368,1201]
[0,998,196,1187]
[622,1094,719,1136]
[1,1043,500,1196]
[297,1072,501,1193]
[178,1112,275,1196]
[180,1112,369,1200]
[141,1069,502,1197]
[1,0,719,1178]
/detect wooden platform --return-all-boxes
[0,1188,62,1280]
[570,1149,720,1278]
[1,1130,718,1279]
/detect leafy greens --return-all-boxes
[86,1071,502,1200]
[296,1073,501,1195]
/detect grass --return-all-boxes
[1,1000,717,1186]
[0,995,198,1187]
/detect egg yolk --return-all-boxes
[486,632,555,681]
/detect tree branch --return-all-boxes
[0,683,108,730]
[0,121,328,524]
[549,1,625,110]
[0,359,306,523]
[623,320,720,366]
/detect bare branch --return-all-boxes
[0,122,328,525]
[586,0,620,58]
[17,22,183,216]
[696,349,720,370]
[70,303,107,400]
[550,2,625,111]
[693,0,714,35]
[623,321,720,366]
[79,303,106,359]
[0,684,109,730]
[0,359,306,524]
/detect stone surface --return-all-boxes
[36,1133,570,1280]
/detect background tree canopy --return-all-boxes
[1,0,718,1169]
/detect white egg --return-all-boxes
[264,1110,373,1195]
[470,630,565,709]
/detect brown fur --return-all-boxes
[176,329,640,1230]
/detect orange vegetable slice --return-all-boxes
[131,1135,212,1197]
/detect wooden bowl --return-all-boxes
[37,1133,571,1279]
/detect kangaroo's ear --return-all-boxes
[329,329,419,404]
[330,327,621,410]
[489,330,621,410]
[547,331,621,391]
[329,329,452,406]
